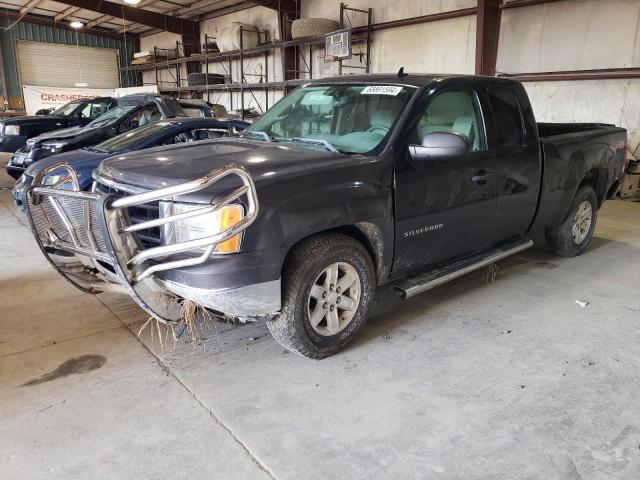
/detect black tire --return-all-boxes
[267,233,375,359]
[187,73,225,86]
[546,185,598,257]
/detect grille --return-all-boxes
[28,194,107,254]
[96,183,161,248]
[28,164,258,284]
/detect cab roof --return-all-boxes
[304,73,521,89]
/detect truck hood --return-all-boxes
[97,138,348,191]
[2,115,67,126]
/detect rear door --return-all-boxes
[484,85,541,245]
[393,86,498,275]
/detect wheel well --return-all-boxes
[282,224,384,284]
[579,167,608,206]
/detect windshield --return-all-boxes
[92,121,172,153]
[245,84,415,154]
[87,105,136,127]
[51,100,84,117]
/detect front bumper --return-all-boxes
[6,149,36,179]
[25,162,278,322]
[11,174,30,213]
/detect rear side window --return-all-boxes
[488,87,525,148]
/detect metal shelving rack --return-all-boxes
[125,45,181,91]
[118,3,373,119]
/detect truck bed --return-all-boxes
[537,122,617,138]
[529,122,627,234]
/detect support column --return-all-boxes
[475,0,501,76]
[278,0,300,83]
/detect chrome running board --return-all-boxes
[394,238,534,299]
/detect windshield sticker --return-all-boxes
[361,86,403,96]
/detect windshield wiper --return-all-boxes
[291,137,338,153]
[244,131,272,142]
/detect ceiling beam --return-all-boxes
[1,10,138,40]
[86,14,112,29]
[166,0,228,18]
[54,6,76,21]
[118,22,153,34]
[138,28,164,37]
[19,0,42,15]
[199,2,264,22]
[84,0,163,30]
[56,0,199,35]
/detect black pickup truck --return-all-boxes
[0,97,113,155]
[24,74,626,358]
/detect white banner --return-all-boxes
[22,85,115,115]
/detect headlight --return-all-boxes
[41,174,71,188]
[4,125,20,136]
[160,202,244,254]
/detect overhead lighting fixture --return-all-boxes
[123,0,141,4]
[70,21,83,29]
[75,82,88,87]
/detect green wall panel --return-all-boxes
[0,17,137,99]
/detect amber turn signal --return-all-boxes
[214,204,243,253]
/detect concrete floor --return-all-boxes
[1,153,640,479]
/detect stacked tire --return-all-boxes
[291,18,340,40]
[187,73,225,87]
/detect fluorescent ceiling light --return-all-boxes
[70,21,83,29]
[75,82,88,87]
[123,0,141,4]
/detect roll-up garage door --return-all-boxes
[16,40,118,88]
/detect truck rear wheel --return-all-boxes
[546,185,598,257]
[267,233,375,359]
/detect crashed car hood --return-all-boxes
[32,125,87,143]
[97,138,351,193]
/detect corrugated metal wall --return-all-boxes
[0,18,137,99]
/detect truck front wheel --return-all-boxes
[546,185,598,257]
[267,233,375,359]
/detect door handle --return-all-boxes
[471,170,492,185]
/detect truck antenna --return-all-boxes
[398,67,408,78]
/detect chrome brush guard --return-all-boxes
[25,161,259,323]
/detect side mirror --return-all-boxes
[408,131,469,161]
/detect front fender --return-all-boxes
[241,157,395,283]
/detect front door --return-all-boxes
[73,98,112,127]
[393,87,498,276]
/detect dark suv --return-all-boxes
[0,97,113,155]
[6,94,188,179]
